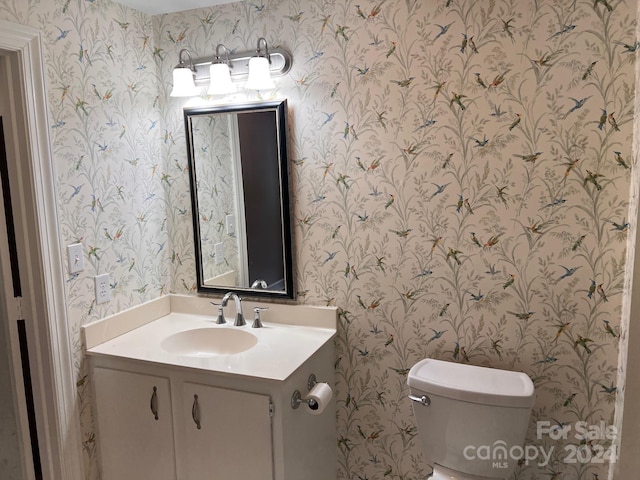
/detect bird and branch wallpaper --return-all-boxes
[0,0,637,479]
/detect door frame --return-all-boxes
[0,19,84,480]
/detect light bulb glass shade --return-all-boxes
[245,56,275,90]
[207,63,236,95]
[170,67,198,97]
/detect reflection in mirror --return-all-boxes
[185,100,294,299]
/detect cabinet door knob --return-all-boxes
[150,386,159,420]
[192,394,201,430]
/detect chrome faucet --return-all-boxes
[251,279,268,289]
[221,292,245,326]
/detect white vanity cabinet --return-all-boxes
[89,339,335,480]
[92,368,177,480]
[84,297,337,480]
[92,366,276,480]
[181,381,273,480]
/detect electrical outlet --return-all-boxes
[94,273,111,304]
[67,243,84,274]
[225,214,235,235]
[214,242,224,265]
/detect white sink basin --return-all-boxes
[160,328,258,357]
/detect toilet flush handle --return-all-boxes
[408,394,431,406]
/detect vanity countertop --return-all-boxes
[83,294,337,382]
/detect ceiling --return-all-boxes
[112,0,236,15]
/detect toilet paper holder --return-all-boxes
[291,374,321,409]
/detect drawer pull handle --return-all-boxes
[150,386,159,420]
[192,394,201,430]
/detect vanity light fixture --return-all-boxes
[245,37,276,90]
[170,49,199,97]
[169,38,292,97]
[207,44,236,96]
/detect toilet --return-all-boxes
[407,359,535,480]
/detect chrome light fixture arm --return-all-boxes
[178,48,195,72]
[215,43,232,67]
[256,37,270,62]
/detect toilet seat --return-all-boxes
[431,464,503,480]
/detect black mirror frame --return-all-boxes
[184,100,295,299]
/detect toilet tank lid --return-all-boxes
[408,359,535,408]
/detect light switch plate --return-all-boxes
[214,242,224,265]
[94,273,111,304]
[225,214,235,235]
[67,243,84,274]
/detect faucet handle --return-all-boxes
[210,302,226,324]
[252,306,268,328]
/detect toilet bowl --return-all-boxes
[407,359,535,480]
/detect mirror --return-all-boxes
[184,100,294,299]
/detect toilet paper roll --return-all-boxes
[303,382,333,415]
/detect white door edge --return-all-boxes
[0,18,84,480]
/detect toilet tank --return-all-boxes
[408,359,535,479]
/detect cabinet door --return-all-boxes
[182,382,273,480]
[93,367,177,480]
